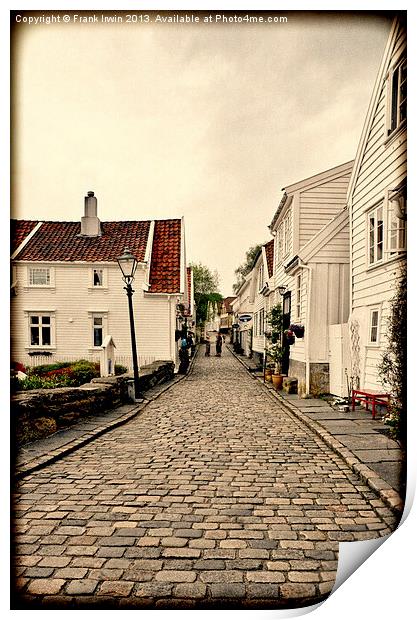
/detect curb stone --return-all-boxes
[14,347,199,480]
[227,346,404,517]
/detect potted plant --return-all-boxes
[264,364,274,382]
[267,342,284,390]
[265,303,285,389]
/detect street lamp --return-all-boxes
[117,248,142,401]
[277,284,288,375]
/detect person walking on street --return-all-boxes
[215,332,223,357]
[205,334,211,357]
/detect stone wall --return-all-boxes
[11,361,174,446]
[309,363,330,397]
[288,359,307,397]
[288,359,329,397]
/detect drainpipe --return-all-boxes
[298,260,313,396]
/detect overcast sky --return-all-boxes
[12,10,392,295]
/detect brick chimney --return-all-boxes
[80,191,101,237]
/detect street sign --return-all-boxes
[238,313,253,323]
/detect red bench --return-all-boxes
[352,389,391,419]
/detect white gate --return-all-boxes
[328,323,351,397]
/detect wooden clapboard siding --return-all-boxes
[313,223,350,263]
[299,173,351,248]
[349,17,406,390]
[270,164,352,386]
[11,262,175,364]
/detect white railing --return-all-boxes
[21,353,158,372]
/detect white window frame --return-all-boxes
[25,311,56,350]
[88,311,108,350]
[387,56,406,138]
[367,201,384,267]
[89,266,108,289]
[386,184,406,256]
[27,266,54,288]
[366,185,407,269]
[368,307,381,346]
[277,226,283,261]
[283,212,291,258]
[258,263,264,292]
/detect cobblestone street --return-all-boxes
[12,347,400,609]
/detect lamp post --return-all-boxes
[117,248,142,401]
[278,284,287,375]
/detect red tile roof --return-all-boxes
[11,220,150,263]
[264,239,274,278]
[11,220,39,254]
[11,218,183,294]
[148,219,182,293]
[222,296,236,313]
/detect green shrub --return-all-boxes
[29,361,72,376]
[18,375,58,390]
[115,364,128,375]
[70,360,100,385]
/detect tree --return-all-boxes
[378,263,406,445]
[233,243,264,293]
[189,262,222,326]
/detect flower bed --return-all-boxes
[14,360,128,391]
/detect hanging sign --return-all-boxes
[238,313,253,323]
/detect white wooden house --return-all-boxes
[249,239,275,367]
[347,16,406,391]
[219,296,237,341]
[11,191,191,372]
[231,274,254,358]
[269,161,354,396]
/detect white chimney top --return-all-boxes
[81,190,101,237]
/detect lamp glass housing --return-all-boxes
[117,248,138,283]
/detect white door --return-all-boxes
[328,324,350,397]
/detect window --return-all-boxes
[369,309,380,344]
[367,186,407,267]
[277,212,291,261]
[277,227,283,261]
[254,312,258,337]
[28,314,53,347]
[93,316,103,347]
[93,269,104,286]
[259,309,264,336]
[283,213,291,257]
[368,203,384,265]
[29,267,50,286]
[258,263,264,291]
[389,58,406,135]
[296,275,301,319]
[387,184,406,254]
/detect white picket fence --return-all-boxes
[21,353,157,372]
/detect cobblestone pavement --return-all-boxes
[12,347,400,609]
